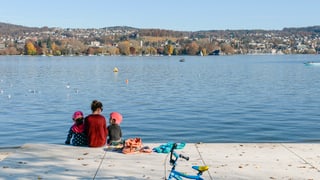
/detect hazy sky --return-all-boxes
[1,0,319,31]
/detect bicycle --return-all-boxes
[166,143,209,180]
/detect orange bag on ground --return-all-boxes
[122,138,142,154]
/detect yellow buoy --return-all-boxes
[113,67,119,72]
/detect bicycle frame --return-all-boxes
[167,143,208,180]
[168,169,205,180]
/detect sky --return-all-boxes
[1,0,319,31]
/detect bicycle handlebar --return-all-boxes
[168,143,208,179]
[170,143,189,166]
[179,154,189,161]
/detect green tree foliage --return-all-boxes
[46,37,52,49]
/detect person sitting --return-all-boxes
[84,100,108,147]
[65,111,88,146]
[107,112,123,145]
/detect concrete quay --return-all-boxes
[0,143,319,180]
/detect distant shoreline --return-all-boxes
[1,22,319,56]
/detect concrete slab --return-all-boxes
[282,144,320,171]
[95,143,210,180]
[0,144,105,179]
[0,143,319,180]
[198,143,320,180]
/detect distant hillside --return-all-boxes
[1,22,320,56]
[102,26,139,31]
[283,26,320,33]
[0,22,53,36]
[1,22,320,36]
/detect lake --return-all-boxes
[0,55,320,147]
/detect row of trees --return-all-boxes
[2,37,227,56]
[1,33,317,56]
[1,23,320,56]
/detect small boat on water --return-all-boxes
[304,62,320,66]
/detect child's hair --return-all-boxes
[110,119,117,124]
[91,100,103,112]
[75,118,84,125]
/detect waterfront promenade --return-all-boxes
[0,143,319,179]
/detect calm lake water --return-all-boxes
[0,55,320,147]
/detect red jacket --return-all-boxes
[84,114,108,147]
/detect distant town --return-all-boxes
[0,22,320,56]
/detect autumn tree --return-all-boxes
[141,46,157,55]
[69,39,86,55]
[157,47,164,55]
[200,48,207,56]
[129,46,136,55]
[164,44,174,55]
[25,41,37,55]
[96,47,103,55]
[51,42,61,56]
[0,43,19,55]
[41,43,48,55]
[34,42,43,55]
[87,47,95,55]
[118,41,130,55]
[185,41,199,55]
[0,47,19,55]
[198,42,215,55]
[129,40,141,55]
[149,47,157,55]
[105,46,119,55]
[50,42,57,55]
[220,43,235,55]
[172,48,180,55]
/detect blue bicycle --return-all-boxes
[167,143,209,180]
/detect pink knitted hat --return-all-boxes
[72,111,84,120]
[110,112,123,124]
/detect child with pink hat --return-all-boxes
[65,111,88,146]
[107,112,123,145]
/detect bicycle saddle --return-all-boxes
[192,165,209,172]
